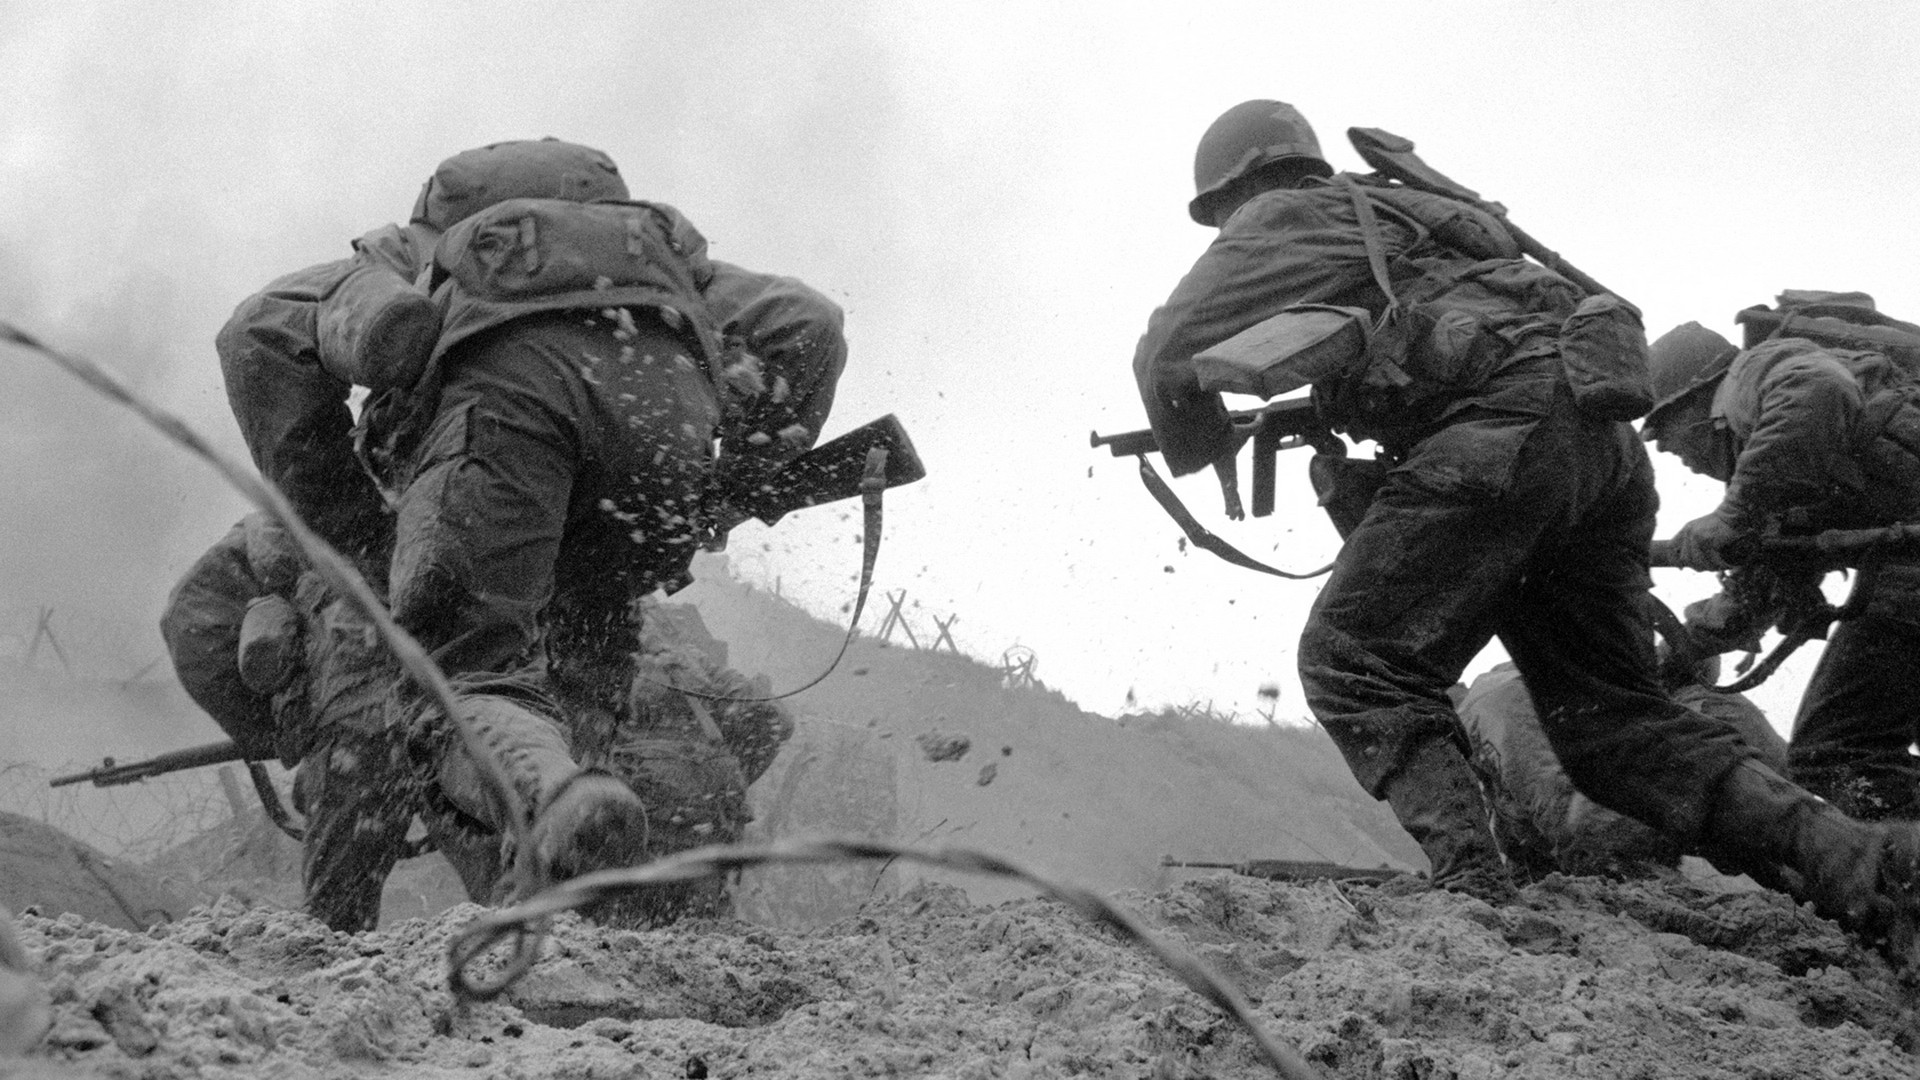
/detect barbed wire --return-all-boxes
[1,322,539,891]
[0,759,229,863]
[448,836,1326,1080]
[2,325,1327,1079]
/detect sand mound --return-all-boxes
[5,867,1915,1078]
[0,813,185,933]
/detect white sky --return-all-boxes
[2,1,1915,735]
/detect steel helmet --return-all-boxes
[410,138,630,233]
[1645,322,1739,425]
[1188,100,1333,225]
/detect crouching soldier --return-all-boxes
[160,514,795,929]
[1459,648,1786,880]
[159,514,643,930]
[1644,296,1920,821]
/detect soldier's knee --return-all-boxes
[1296,619,1364,698]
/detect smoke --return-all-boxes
[0,3,918,678]
[5,2,1919,729]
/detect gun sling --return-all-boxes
[1134,455,1333,580]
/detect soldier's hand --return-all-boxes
[1670,512,1743,571]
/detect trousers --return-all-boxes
[1300,398,1756,847]
[389,309,720,706]
[1789,612,1920,820]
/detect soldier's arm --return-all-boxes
[217,260,390,558]
[704,261,849,494]
[1134,184,1408,476]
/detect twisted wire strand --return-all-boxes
[447,836,1327,1080]
[0,320,545,920]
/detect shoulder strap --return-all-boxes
[1335,175,1398,308]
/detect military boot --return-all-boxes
[1382,734,1516,904]
[1701,758,1920,972]
[436,694,651,901]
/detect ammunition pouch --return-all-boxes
[1192,304,1372,399]
[1559,293,1654,421]
[1309,299,1505,445]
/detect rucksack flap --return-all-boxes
[1739,290,1920,359]
[430,197,721,364]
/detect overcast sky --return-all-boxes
[3,1,1915,734]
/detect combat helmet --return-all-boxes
[1188,100,1334,226]
[411,138,630,233]
[1645,321,1739,427]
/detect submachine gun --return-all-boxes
[1097,127,1626,578]
[1091,397,1343,579]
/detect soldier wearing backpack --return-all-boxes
[1130,99,1920,967]
[1645,296,1920,822]
[164,139,834,930]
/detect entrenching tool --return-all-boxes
[1347,127,1622,302]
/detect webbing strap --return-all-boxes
[1337,175,1399,307]
[1136,455,1332,580]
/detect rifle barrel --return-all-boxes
[1652,523,1920,571]
[48,739,245,789]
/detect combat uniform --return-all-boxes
[214,224,432,566]
[1458,661,1786,878]
[1671,336,1920,819]
[1135,116,1919,950]
[169,141,837,929]
[1138,170,1761,888]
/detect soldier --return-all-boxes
[1459,651,1786,880]
[165,140,832,929]
[1131,100,1919,961]
[1644,302,1920,821]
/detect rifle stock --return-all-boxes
[723,413,926,529]
[49,739,245,789]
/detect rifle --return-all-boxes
[1347,127,1620,302]
[49,740,244,788]
[711,413,926,534]
[1161,856,1403,884]
[1650,521,1920,573]
[1650,522,1920,692]
[50,740,305,841]
[1091,396,1340,520]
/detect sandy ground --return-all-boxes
[2,570,1917,1077]
[3,868,1916,1079]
